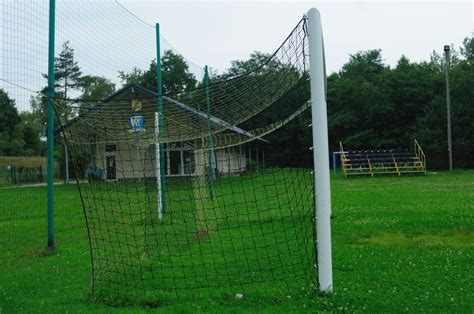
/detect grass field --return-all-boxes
[0,169,473,313]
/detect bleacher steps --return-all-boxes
[339,140,426,178]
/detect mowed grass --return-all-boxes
[0,169,473,312]
[59,169,316,305]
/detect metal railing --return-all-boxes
[339,141,349,176]
[414,139,426,173]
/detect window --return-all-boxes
[105,144,116,152]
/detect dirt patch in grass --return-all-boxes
[359,232,473,248]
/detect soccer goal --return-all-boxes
[55,8,332,303]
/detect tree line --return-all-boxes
[0,37,472,170]
[327,38,474,169]
[253,37,474,170]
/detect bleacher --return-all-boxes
[339,140,426,177]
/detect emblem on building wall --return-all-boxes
[131,99,142,112]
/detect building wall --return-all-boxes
[93,142,154,180]
[215,147,246,175]
[93,142,246,180]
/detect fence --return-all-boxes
[0,157,60,186]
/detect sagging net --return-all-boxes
[56,17,315,303]
[0,0,201,261]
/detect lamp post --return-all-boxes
[444,45,453,171]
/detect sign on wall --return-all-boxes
[130,115,145,132]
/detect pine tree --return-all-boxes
[42,41,82,120]
[54,41,82,99]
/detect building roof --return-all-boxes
[57,83,263,142]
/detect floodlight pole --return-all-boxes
[444,45,453,171]
[307,8,333,294]
[47,0,56,249]
[204,65,215,198]
[155,23,166,217]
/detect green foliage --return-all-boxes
[460,37,474,62]
[217,51,272,79]
[198,41,473,170]
[0,89,21,155]
[327,50,395,148]
[412,38,474,169]
[327,39,473,169]
[0,90,43,156]
[77,75,116,114]
[118,50,197,95]
[161,50,197,95]
[18,111,45,156]
[119,64,155,91]
[78,75,115,101]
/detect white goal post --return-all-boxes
[307,8,334,294]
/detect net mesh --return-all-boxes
[1,0,317,304]
[55,17,316,302]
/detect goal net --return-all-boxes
[54,12,326,304]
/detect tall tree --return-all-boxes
[0,89,22,156]
[75,75,116,114]
[118,67,148,89]
[386,56,433,144]
[118,50,197,95]
[216,52,272,79]
[460,37,474,63]
[327,49,394,149]
[79,75,115,101]
[78,74,116,112]
[42,41,82,121]
[161,50,197,95]
[52,41,82,100]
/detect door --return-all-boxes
[169,150,181,175]
[106,155,116,180]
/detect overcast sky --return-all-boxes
[122,0,474,74]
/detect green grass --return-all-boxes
[0,169,473,312]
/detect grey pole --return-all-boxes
[444,45,453,171]
[63,143,69,184]
[256,146,259,171]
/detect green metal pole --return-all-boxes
[155,23,166,212]
[204,66,214,198]
[47,0,56,249]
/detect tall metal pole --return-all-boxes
[444,45,453,171]
[47,0,56,249]
[307,8,333,293]
[155,23,166,214]
[204,65,215,198]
